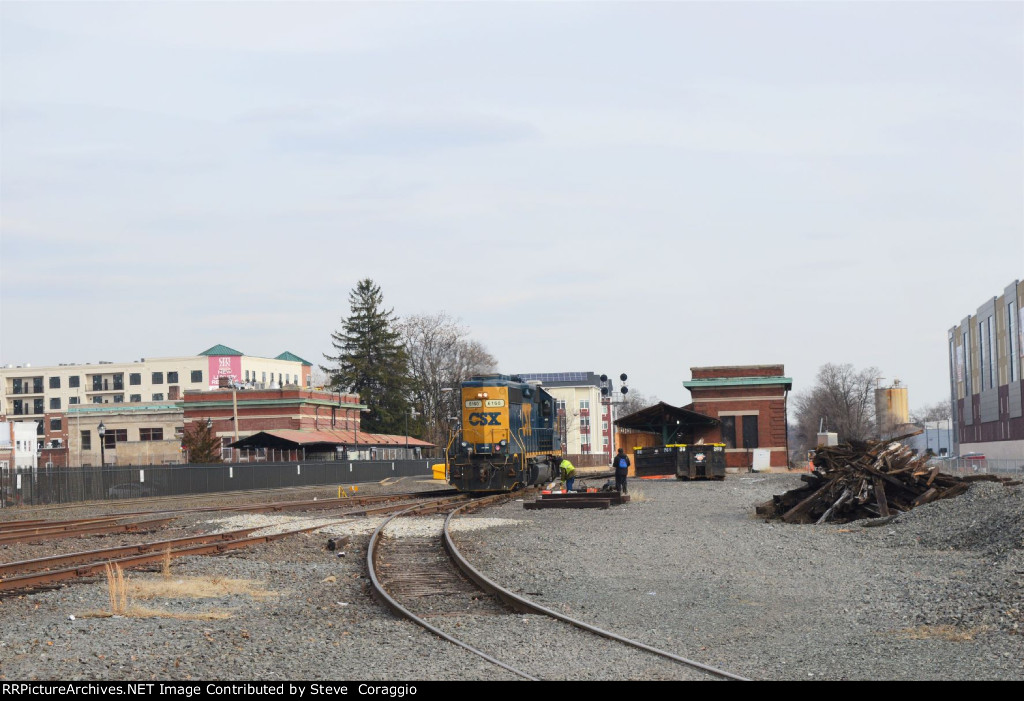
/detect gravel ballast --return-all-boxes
[0,473,1021,681]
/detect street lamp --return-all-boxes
[405,407,419,458]
[97,421,106,467]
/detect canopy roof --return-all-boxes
[615,402,719,445]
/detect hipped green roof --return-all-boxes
[199,344,243,356]
[276,351,313,366]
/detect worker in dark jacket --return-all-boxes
[612,448,630,494]
[559,457,576,492]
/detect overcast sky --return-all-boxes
[2,1,1022,414]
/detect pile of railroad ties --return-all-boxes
[524,481,629,510]
[757,436,1020,525]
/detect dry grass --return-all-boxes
[161,545,173,579]
[891,625,988,642]
[129,576,279,601]
[83,564,279,621]
[104,562,129,615]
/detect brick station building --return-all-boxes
[682,365,792,470]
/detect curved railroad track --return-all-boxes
[367,493,750,681]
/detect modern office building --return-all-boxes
[948,280,1024,459]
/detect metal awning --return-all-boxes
[615,402,719,445]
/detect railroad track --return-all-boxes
[368,493,750,681]
[0,490,469,598]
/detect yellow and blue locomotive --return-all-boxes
[446,374,563,492]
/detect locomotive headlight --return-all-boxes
[499,440,508,446]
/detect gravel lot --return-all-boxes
[0,473,1020,681]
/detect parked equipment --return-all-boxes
[633,444,726,481]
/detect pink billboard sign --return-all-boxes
[209,356,242,389]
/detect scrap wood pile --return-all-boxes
[757,437,1019,525]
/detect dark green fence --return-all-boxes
[0,459,436,507]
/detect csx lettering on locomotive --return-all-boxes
[467,412,502,426]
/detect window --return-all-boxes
[245,370,250,382]
[103,429,128,449]
[579,400,590,410]
[152,372,164,384]
[50,398,61,410]
[168,371,178,383]
[140,428,164,441]
[50,418,62,431]
[191,370,203,383]
[1010,301,1019,383]
[49,376,61,389]
[742,415,759,449]
[113,373,124,390]
[262,372,267,383]
[964,328,972,394]
[113,394,124,403]
[979,319,987,390]
[152,393,164,401]
[721,416,736,449]
[32,378,43,393]
[602,436,609,446]
[130,373,141,385]
[68,376,80,388]
[130,394,142,403]
[33,398,44,414]
[81,430,91,450]
[68,396,80,405]
[556,399,566,411]
[92,396,103,404]
[602,421,609,431]
[987,315,995,389]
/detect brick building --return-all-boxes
[683,365,792,470]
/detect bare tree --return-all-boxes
[910,401,952,424]
[399,313,497,451]
[615,388,657,418]
[792,363,879,451]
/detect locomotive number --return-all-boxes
[465,400,483,408]
[468,412,502,426]
[484,399,505,407]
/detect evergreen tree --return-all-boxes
[181,420,222,464]
[322,279,411,434]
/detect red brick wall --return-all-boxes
[691,365,785,380]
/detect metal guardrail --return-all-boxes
[0,459,436,508]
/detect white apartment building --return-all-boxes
[517,371,615,461]
[0,344,312,454]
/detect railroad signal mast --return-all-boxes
[600,373,628,462]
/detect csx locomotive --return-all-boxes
[446,374,563,492]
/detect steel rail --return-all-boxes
[366,494,539,681]
[0,517,176,545]
[0,523,331,596]
[0,528,262,577]
[443,503,752,682]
